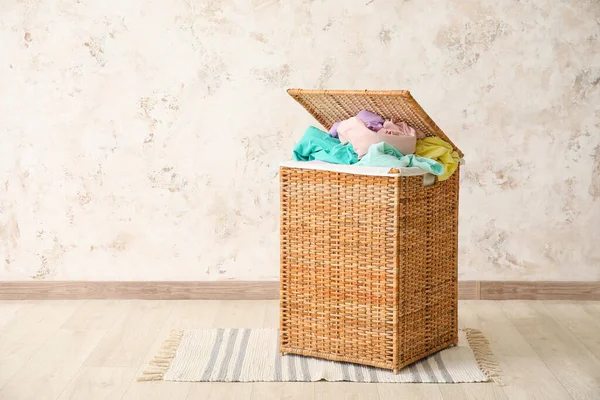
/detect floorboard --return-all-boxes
[458,300,573,400]
[0,300,598,399]
[498,300,600,400]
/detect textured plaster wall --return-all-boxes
[1,0,599,281]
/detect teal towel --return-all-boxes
[356,142,444,176]
[293,126,359,165]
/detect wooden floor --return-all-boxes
[0,300,599,400]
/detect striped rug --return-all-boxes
[138,328,501,384]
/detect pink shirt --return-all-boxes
[337,117,417,158]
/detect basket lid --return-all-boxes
[287,89,463,158]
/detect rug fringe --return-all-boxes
[137,330,184,382]
[463,328,504,386]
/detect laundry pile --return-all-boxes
[293,110,460,181]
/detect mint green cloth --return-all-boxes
[356,142,444,176]
[293,128,444,175]
[293,126,359,165]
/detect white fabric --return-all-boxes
[280,161,430,177]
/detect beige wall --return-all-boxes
[1,0,599,281]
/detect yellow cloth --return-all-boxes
[415,137,460,181]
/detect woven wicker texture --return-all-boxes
[280,169,459,372]
[280,89,460,372]
[287,89,463,158]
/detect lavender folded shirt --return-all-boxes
[357,110,385,131]
[329,109,384,138]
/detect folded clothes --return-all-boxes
[356,142,444,176]
[337,116,416,158]
[328,122,341,137]
[329,109,427,139]
[293,126,359,165]
[415,137,460,181]
[378,120,417,137]
[329,109,384,138]
[357,110,385,131]
[292,125,459,180]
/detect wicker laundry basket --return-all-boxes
[279,89,463,373]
